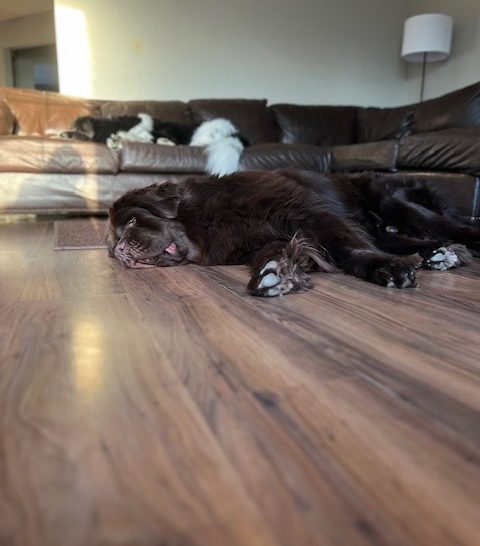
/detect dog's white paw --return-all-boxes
[253,260,293,296]
[107,134,122,150]
[423,244,472,271]
[156,137,176,146]
[248,258,312,297]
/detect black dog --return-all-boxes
[63,114,198,144]
[62,114,250,176]
[62,114,250,147]
[108,169,478,296]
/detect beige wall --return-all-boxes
[405,0,480,101]
[0,11,56,87]
[54,0,415,107]
[2,2,477,106]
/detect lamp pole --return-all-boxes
[420,51,427,102]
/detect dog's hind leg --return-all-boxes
[375,232,442,255]
[247,235,334,297]
[379,188,480,244]
[299,212,422,288]
[374,232,473,270]
[330,246,422,288]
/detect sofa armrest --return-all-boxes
[0,98,14,135]
[331,140,399,172]
[239,143,331,172]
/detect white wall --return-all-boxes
[405,0,480,101]
[54,0,415,107]
[3,2,476,106]
[0,11,56,87]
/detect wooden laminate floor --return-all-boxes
[1,216,480,546]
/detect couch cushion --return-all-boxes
[0,136,119,174]
[271,104,357,146]
[99,100,192,123]
[0,98,14,135]
[0,87,99,136]
[331,141,399,172]
[356,106,413,143]
[239,143,331,172]
[189,99,279,145]
[412,81,480,133]
[0,172,116,213]
[398,128,480,175]
[111,173,197,202]
[120,142,206,173]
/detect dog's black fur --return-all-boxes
[63,115,250,147]
[62,115,198,144]
[108,169,479,296]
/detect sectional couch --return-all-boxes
[1,83,480,217]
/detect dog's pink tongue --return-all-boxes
[165,242,177,255]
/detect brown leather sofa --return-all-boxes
[1,83,480,217]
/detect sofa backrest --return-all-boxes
[0,88,278,144]
[271,104,358,146]
[2,81,480,144]
[356,81,480,143]
[0,87,99,136]
[412,81,480,133]
[189,99,279,145]
[99,99,191,123]
[356,105,413,143]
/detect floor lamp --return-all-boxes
[401,13,453,102]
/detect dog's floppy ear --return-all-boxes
[153,181,180,219]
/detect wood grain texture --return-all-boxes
[1,216,480,546]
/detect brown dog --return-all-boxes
[108,169,477,296]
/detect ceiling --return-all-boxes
[0,0,53,22]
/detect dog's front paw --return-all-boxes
[423,244,473,270]
[156,137,176,146]
[248,259,311,297]
[107,135,122,150]
[368,255,421,288]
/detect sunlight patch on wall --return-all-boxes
[54,3,91,96]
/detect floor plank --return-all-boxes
[203,266,480,449]
[1,217,480,546]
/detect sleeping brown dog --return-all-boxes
[108,169,478,296]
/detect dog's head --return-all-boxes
[72,116,95,139]
[108,182,198,268]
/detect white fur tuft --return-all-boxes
[205,136,244,176]
[190,118,237,146]
[136,113,154,132]
[190,118,244,175]
[107,113,154,150]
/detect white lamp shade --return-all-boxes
[401,13,453,62]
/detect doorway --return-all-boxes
[11,44,59,92]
